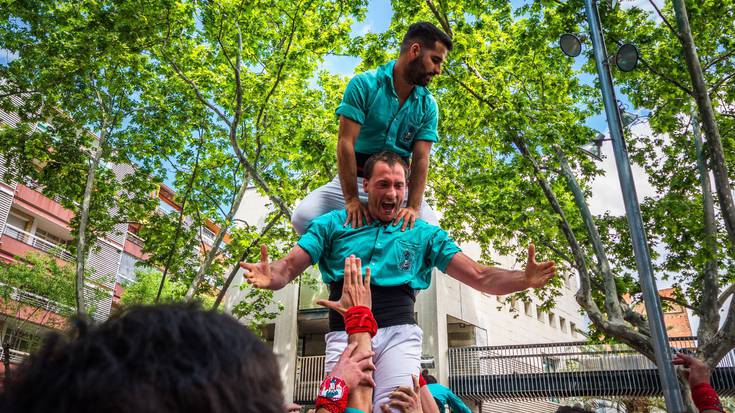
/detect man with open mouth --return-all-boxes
[240,151,557,413]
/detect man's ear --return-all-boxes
[410,42,421,59]
[362,177,369,193]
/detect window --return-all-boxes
[117,252,139,284]
[158,199,177,215]
[560,317,567,333]
[570,322,578,337]
[200,226,216,244]
[524,301,533,317]
[536,307,545,323]
[549,313,557,328]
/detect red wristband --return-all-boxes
[419,374,427,387]
[315,376,349,413]
[691,383,723,412]
[344,306,378,337]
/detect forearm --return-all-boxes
[407,154,428,210]
[337,136,359,203]
[347,332,372,412]
[445,253,531,296]
[268,246,312,289]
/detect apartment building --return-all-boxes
[0,109,223,375]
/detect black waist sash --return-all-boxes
[328,282,416,332]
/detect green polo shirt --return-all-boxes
[335,60,439,158]
[296,210,461,289]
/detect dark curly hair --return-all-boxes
[0,303,284,413]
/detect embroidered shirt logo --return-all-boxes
[399,248,415,271]
[400,125,416,144]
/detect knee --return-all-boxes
[291,204,312,235]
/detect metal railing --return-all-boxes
[125,232,145,247]
[448,337,735,400]
[0,347,30,365]
[0,282,75,317]
[294,355,326,404]
[2,224,74,262]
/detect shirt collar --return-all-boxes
[378,60,429,99]
[369,217,402,233]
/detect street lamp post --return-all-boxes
[581,0,687,411]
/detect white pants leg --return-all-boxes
[324,324,423,413]
[292,176,439,235]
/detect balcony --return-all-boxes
[2,223,74,262]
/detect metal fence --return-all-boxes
[0,347,30,365]
[448,337,735,400]
[3,223,74,261]
[294,355,326,404]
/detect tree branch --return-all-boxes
[718,284,735,308]
[424,0,452,37]
[165,57,232,128]
[703,50,734,71]
[709,72,735,94]
[648,0,679,40]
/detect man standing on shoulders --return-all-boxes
[292,22,452,234]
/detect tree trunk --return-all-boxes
[75,134,106,318]
[555,146,623,322]
[672,0,735,248]
[2,341,10,389]
[155,136,203,302]
[185,175,250,300]
[693,112,720,346]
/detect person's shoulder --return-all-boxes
[412,219,442,234]
[350,67,381,88]
[309,209,347,229]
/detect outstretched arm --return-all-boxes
[444,244,555,295]
[239,244,312,290]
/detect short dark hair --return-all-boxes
[0,303,284,413]
[400,22,453,54]
[363,151,409,180]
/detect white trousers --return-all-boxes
[291,175,439,235]
[324,324,423,413]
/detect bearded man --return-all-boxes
[291,22,452,234]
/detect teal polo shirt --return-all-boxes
[335,60,439,158]
[426,383,471,413]
[296,210,460,289]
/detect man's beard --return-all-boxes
[406,55,433,86]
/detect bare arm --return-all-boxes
[337,116,371,229]
[419,386,440,413]
[407,140,432,211]
[444,245,556,295]
[240,244,313,290]
[394,140,432,231]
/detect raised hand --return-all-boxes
[524,244,556,289]
[317,255,372,314]
[673,352,712,387]
[239,244,286,290]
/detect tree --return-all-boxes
[0,0,164,317]
[0,252,77,386]
[360,0,733,409]
[133,0,367,303]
